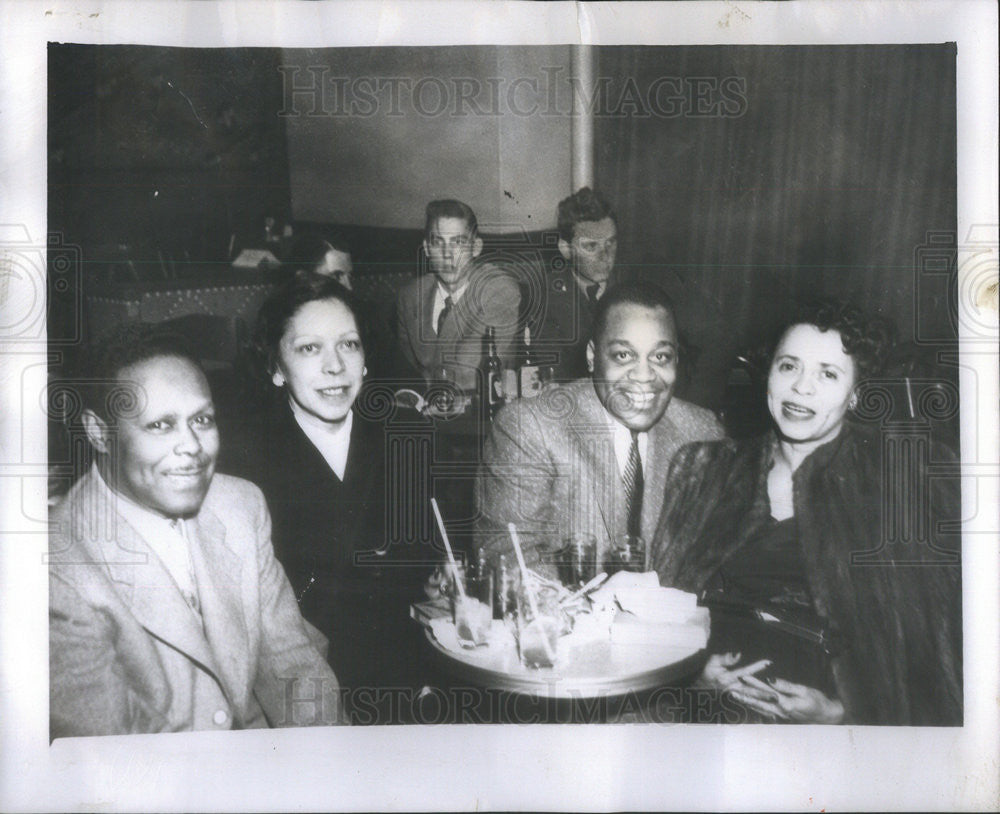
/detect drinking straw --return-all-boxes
[560,571,609,606]
[507,523,539,616]
[431,497,466,600]
[507,523,557,663]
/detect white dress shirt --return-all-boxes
[291,402,353,481]
[93,464,200,614]
[431,281,468,334]
[608,414,648,478]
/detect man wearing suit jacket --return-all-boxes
[531,187,620,383]
[48,325,342,737]
[395,199,521,392]
[476,281,724,578]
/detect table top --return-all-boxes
[420,612,709,699]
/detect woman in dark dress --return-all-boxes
[242,274,431,713]
[650,300,962,725]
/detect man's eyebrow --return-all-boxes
[144,411,178,424]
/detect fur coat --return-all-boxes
[650,424,962,725]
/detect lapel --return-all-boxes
[186,502,249,707]
[643,409,677,543]
[80,474,223,679]
[565,383,623,551]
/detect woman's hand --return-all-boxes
[697,652,772,691]
[731,674,845,724]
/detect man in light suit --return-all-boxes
[48,325,342,737]
[395,199,521,392]
[476,281,724,578]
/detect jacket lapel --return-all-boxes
[187,505,249,711]
[82,479,222,678]
[566,383,623,553]
[419,275,443,371]
[644,412,677,545]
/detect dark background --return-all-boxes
[48,43,958,421]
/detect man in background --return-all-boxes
[532,187,621,382]
[395,199,521,393]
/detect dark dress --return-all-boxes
[702,517,838,700]
[234,399,435,713]
[650,425,963,725]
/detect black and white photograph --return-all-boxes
[1,1,997,811]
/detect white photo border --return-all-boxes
[1,1,997,811]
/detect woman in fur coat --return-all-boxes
[650,301,962,725]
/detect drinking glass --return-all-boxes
[515,582,563,669]
[604,535,646,575]
[552,534,599,589]
[451,564,493,648]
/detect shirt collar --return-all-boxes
[92,462,188,538]
[605,412,648,474]
[290,403,354,480]
[436,280,468,305]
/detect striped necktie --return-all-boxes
[623,430,644,538]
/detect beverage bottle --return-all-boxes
[518,326,542,399]
[485,326,505,419]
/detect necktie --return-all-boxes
[170,518,201,617]
[586,283,600,309]
[437,295,453,335]
[623,430,644,538]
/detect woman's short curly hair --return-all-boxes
[772,299,896,381]
[252,273,366,378]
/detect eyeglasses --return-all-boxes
[574,236,618,255]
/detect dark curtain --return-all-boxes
[595,45,956,410]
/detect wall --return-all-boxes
[281,45,574,233]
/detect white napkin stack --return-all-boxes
[590,572,709,651]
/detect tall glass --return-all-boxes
[553,534,599,589]
[604,535,646,575]
[515,582,563,669]
[451,564,493,648]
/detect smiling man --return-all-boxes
[395,198,521,392]
[475,281,723,576]
[48,324,342,737]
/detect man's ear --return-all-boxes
[586,340,596,373]
[81,409,111,454]
[422,238,430,258]
[557,238,572,261]
[472,235,483,259]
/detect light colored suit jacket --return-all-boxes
[48,470,342,738]
[475,379,724,578]
[395,260,521,391]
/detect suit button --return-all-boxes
[213,709,229,726]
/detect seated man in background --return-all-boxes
[395,199,521,393]
[532,187,620,382]
[283,231,354,289]
[48,324,343,737]
[476,281,724,576]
